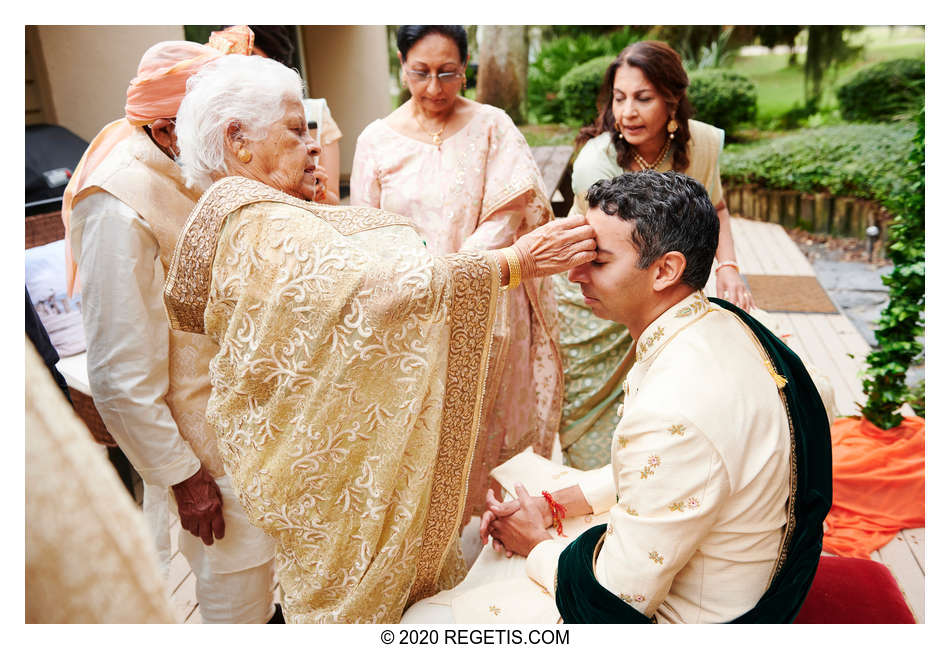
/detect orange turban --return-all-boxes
[61,26,254,296]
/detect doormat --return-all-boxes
[744,275,838,314]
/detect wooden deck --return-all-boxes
[705,216,924,622]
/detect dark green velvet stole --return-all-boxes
[554,298,833,624]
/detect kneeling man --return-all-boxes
[483,171,832,623]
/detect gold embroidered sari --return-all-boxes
[164,177,500,622]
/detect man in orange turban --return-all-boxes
[64,27,282,623]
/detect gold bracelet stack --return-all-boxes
[501,247,522,290]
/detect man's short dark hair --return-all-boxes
[586,171,719,290]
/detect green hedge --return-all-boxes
[527,28,641,124]
[836,58,924,123]
[720,123,916,203]
[558,55,616,126]
[687,69,757,134]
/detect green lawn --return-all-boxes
[733,27,924,122]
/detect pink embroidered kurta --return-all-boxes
[350,103,563,518]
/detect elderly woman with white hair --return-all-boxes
[165,54,596,623]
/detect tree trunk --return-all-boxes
[475,25,527,124]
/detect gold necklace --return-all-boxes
[412,107,449,148]
[633,138,671,171]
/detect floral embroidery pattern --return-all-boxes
[675,295,707,318]
[617,435,631,449]
[670,497,701,513]
[669,424,686,436]
[623,505,639,516]
[639,455,661,479]
[649,550,664,565]
[637,326,665,359]
[489,605,501,616]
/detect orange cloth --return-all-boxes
[61,27,254,296]
[822,416,925,558]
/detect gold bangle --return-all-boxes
[501,247,521,290]
[715,260,739,274]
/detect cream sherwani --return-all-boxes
[405,291,799,624]
[527,291,792,623]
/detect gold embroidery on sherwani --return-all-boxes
[636,291,712,364]
[164,177,498,623]
[489,605,501,616]
[669,424,686,436]
[639,454,661,479]
[648,550,664,565]
[674,295,708,318]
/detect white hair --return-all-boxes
[176,55,305,190]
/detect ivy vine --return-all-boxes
[860,109,924,429]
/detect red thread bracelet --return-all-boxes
[542,491,567,537]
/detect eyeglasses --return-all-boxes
[405,69,465,85]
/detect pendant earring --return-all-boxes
[237,148,252,164]
[667,118,679,139]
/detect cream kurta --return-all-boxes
[68,129,276,620]
[350,103,562,516]
[164,177,503,623]
[527,291,792,623]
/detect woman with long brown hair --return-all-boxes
[558,40,754,469]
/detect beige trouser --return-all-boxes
[179,531,276,624]
[144,477,277,623]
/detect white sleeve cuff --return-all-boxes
[526,539,563,597]
[577,464,616,515]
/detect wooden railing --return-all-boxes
[724,184,893,241]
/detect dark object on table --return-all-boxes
[26,124,89,216]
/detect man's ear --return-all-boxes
[652,251,687,292]
[149,118,179,157]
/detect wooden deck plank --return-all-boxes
[809,314,868,413]
[902,528,925,573]
[876,534,925,622]
[786,313,862,416]
[170,571,199,623]
[165,550,192,599]
[730,218,771,275]
[760,220,815,276]
[741,220,786,275]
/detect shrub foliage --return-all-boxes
[836,57,925,123]
[687,69,757,133]
[860,110,925,429]
[558,55,615,126]
[720,123,916,204]
[527,27,640,124]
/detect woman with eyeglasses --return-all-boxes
[351,25,564,524]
